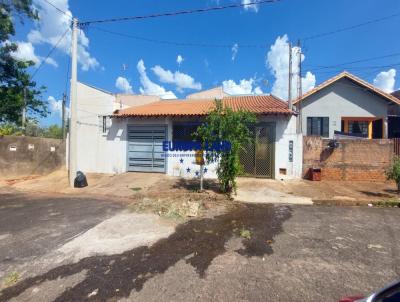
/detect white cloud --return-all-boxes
[137,60,177,99]
[26,0,99,71]
[177,55,184,66]
[43,57,58,67]
[48,96,62,117]
[11,41,40,64]
[302,71,316,95]
[152,65,202,92]
[231,43,239,61]
[242,0,259,12]
[222,78,263,95]
[373,69,396,93]
[10,41,59,67]
[266,34,316,100]
[115,76,133,94]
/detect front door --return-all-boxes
[239,123,275,178]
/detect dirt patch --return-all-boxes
[0,204,291,302]
[128,191,231,221]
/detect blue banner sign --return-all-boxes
[162,140,231,152]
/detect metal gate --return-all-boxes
[239,123,275,178]
[127,125,167,173]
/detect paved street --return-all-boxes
[0,190,399,301]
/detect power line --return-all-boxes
[301,12,400,42]
[42,0,71,18]
[304,52,400,71]
[91,26,268,48]
[31,28,70,79]
[80,0,280,25]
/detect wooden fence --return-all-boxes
[393,138,400,156]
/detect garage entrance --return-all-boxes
[127,125,167,173]
[239,123,275,178]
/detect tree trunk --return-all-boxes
[398,181,400,194]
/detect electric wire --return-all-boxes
[91,26,268,48]
[301,12,400,41]
[31,28,70,80]
[79,0,280,25]
[42,0,71,18]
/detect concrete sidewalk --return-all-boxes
[235,179,313,205]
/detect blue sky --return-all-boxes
[10,0,400,126]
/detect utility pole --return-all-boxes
[22,87,26,134]
[62,93,66,140]
[297,40,303,133]
[69,18,78,187]
[288,42,292,110]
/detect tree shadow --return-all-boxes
[171,177,222,194]
[0,204,292,302]
[359,191,396,198]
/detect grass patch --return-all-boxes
[4,272,20,287]
[240,228,252,239]
[372,199,400,208]
[130,187,142,192]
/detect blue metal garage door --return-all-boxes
[127,125,167,173]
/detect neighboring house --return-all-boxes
[186,87,229,100]
[390,90,400,138]
[115,94,161,110]
[293,72,400,139]
[110,96,302,179]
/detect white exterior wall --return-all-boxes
[258,115,302,179]
[75,82,126,174]
[80,107,302,179]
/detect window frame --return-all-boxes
[306,116,329,137]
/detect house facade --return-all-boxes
[294,72,400,139]
[73,83,303,180]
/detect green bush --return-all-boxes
[386,156,400,193]
[194,99,256,194]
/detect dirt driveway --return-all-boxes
[0,189,399,302]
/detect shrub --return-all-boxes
[386,156,400,193]
[194,99,256,194]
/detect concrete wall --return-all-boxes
[303,136,393,181]
[0,135,65,177]
[298,78,390,138]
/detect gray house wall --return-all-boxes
[297,78,390,138]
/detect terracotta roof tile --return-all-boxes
[112,95,293,117]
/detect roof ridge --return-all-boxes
[293,71,400,106]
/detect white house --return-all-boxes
[74,83,303,180]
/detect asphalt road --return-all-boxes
[0,190,399,302]
[0,190,123,275]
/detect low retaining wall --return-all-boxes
[0,135,65,178]
[303,136,393,181]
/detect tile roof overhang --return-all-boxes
[293,71,400,106]
[112,95,295,118]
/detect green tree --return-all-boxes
[194,99,256,193]
[0,0,48,124]
[0,123,21,136]
[42,124,63,139]
[386,156,400,193]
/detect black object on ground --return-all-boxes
[74,171,88,188]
